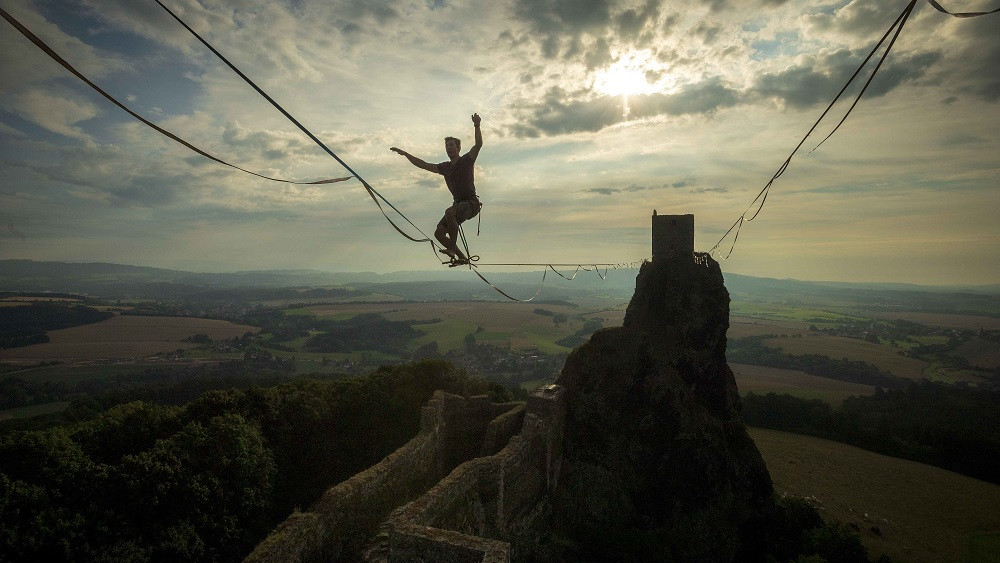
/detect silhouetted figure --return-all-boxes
[391,113,483,265]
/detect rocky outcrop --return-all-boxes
[247,253,776,562]
[548,254,774,560]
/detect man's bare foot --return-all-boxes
[439,248,456,260]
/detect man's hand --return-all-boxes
[390,147,407,156]
[471,113,481,127]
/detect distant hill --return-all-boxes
[1,260,997,315]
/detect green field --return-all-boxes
[751,427,1000,563]
[730,302,866,324]
[410,318,479,352]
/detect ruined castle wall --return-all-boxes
[383,386,566,562]
[245,392,525,563]
[480,402,527,457]
[387,525,510,563]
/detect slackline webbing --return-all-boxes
[152,0,438,251]
[156,0,648,302]
[0,6,349,186]
[452,223,642,302]
[927,0,1000,17]
[710,0,999,260]
[710,0,938,259]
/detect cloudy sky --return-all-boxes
[0,0,997,285]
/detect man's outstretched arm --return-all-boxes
[390,147,438,173]
[468,113,483,160]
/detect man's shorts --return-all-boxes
[438,199,481,229]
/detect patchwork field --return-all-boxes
[291,301,622,354]
[750,427,1000,563]
[732,363,875,405]
[762,334,930,380]
[0,315,258,364]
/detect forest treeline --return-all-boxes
[742,381,1000,484]
[0,360,507,562]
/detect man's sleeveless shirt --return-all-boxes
[437,153,477,204]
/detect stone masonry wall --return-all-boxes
[245,392,525,562]
[380,385,567,562]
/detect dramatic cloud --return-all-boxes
[752,47,942,109]
[0,0,997,283]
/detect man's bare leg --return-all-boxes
[443,207,467,262]
[435,224,456,261]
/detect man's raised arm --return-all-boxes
[390,147,438,173]
[468,113,483,160]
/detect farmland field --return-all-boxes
[292,301,614,353]
[731,363,875,405]
[762,334,930,380]
[0,315,258,364]
[728,317,813,338]
[0,296,82,305]
[750,427,1000,563]
[868,311,1000,331]
[730,302,865,324]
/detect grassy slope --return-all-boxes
[750,427,1000,563]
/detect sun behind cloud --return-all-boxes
[593,50,672,117]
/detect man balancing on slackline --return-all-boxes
[391,113,483,266]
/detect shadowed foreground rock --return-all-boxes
[547,254,774,560]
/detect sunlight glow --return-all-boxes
[594,53,658,97]
[593,50,669,118]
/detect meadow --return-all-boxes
[751,427,1000,563]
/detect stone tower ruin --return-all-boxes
[651,211,694,260]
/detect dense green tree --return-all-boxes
[742,382,1000,484]
[0,359,510,561]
